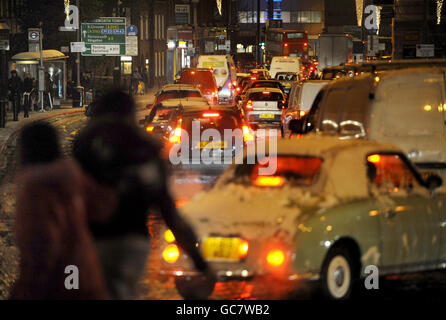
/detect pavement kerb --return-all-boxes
[0,108,84,166]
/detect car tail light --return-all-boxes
[163,244,180,264]
[202,112,220,118]
[246,100,253,110]
[236,87,241,92]
[367,154,381,163]
[253,176,285,187]
[262,91,270,95]
[169,118,182,143]
[191,71,195,75]
[238,240,249,259]
[242,125,255,142]
[164,229,176,243]
[266,249,285,267]
[284,43,288,47]
[250,77,257,81]
[303,42,308,47]
[146,125,154,133]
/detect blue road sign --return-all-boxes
[126,25,138,36]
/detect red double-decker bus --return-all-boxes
[265,29,309,61]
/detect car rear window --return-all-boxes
[251,82,281,89]
[179,71,217,92]
[234,156,323,187]
[182,110,242,135]
[248,91,283,101]
[152,108,176,123]
[158,90,202,101]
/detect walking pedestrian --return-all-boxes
[8,70,22,121]
[22,73,34,117]
[72,90,214,299]
[10,122,117,300]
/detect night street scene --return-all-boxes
[0,0,446,311]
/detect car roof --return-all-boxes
[242,134,404,200]
[160,84,200,91]
[246,87,283,94]
[321,66,446,92]
[158,97,209,108]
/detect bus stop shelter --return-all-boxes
[10,50,68,106]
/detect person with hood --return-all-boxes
[8,70,22,121]
[72,90,214,299]
[10,122,117,299]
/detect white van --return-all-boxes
[269,56,301,79]
[282,80,329,135]
[305,67,446,180]
[197,55,237,103]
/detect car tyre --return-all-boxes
[175,276,216,300]
[319,247,359,300]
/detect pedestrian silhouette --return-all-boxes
[8,70,22,121]
[10,121,117,299]
[73,90,214,299]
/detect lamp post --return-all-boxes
[39,22,45,112]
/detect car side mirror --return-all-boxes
[289,119,303,135]
[425,174,443,190]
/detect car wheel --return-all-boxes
[175,276,216,300]
[320,247,358,300]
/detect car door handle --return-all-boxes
[384,208,396,219]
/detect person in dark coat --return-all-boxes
[22,73,34,117]
[72,90,214,299]
[10,122,117,300]
[8,70,22,121]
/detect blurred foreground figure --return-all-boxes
[10,122,117,299]
[73,90,213,299]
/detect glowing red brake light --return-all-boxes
[253,176,285,187]
[250,77,257,80]
[303,42,308,47]
[284,43,288,47]
[238,240,249,259]
[202,112,220,118]
[367,154,381,163]
[242,125,254,142]
[262,91,270,95]
[169,118,182,143]
[246,100,253,110]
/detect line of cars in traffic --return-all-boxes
[144,56,446,300]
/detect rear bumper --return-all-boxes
[247,111,282,124]
[159,268,320,282]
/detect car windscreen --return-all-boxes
[248,91,283,101]
[157,90,202,100]
[233,156,323,187]
[179,71,217,93]
[276,74,297,81]
[182,110,242,135]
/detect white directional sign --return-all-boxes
[91,44,120,55]
[416,44,435,57]
[70,41,86,53]
[125,36,138,56]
